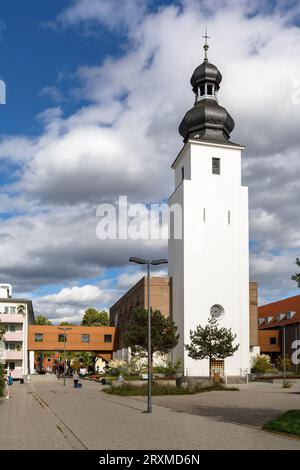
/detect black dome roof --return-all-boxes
[179,98,234,143]
[179,55,235,144]
[190,61,222,93]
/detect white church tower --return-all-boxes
[169,34,250,377]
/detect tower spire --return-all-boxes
[202,27,210,62]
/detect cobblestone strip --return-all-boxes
[25,383,88,450]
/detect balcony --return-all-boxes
[4,331,23,342]
[2,350,23,360]
[11,368,23,379]
[0,313,24,324]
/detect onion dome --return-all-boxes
[179,29,235,144]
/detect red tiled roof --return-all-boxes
[258,294,300,329]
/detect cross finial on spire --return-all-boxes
[202,27,210,62]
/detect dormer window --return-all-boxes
[277,313,286,322]
[287,311,296,319]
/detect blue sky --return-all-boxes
[1,0,300,322]
[1,1,118,131]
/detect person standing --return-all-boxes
[73,370,79,388]
[5,371,13,399]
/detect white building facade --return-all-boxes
[169,42,250,377]
[0,283,35,379]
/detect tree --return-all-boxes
[17,305,25,315]
[291,258,300,287]
[59,321,74,326]
[35,315,52,325]
[0,323,5,341]
[123,307,179,371]
[81,308,109,326]
[185,316,239,379]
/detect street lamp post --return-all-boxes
[129,257,168,414]
[57,327,72,386]
[282,324,286,386]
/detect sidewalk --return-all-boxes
[1,376,300,450]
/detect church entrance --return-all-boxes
[211,360,224,378]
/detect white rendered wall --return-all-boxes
[169,140,250,377]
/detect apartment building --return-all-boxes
[0,283,35,379]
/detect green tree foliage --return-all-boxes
[251,354,273,373]
[0,323,5,341]
[0,364,5,397]
[35,315,52,325]
[185,316,239,379]
[81,308,109,326]
[123,307,179,364]
[59,321,75,326]
[291,258,300,287]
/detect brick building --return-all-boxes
[110,277,259,365]
[258,294,300,364]
[110,276,171,358]
[28,325,117,373]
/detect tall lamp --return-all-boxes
[129,257,168,413]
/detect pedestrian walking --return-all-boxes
[73,370,79,388]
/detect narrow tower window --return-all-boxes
[207,84,213,95]
[181,166,184,181]
[212,158,220,175]
[203,208,206,222]
[228,210,231,225]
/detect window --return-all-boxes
[81,334,90,343]
[58,334,67,343]
[9,324,16,332]
[104,334,112,343]
[200,84,205,96]
[210,304,225,319]
[207,84,213,95]
[4,306,16,314]
[228,210,231,225]
[203,208,206,223]
[181,166,184,181]
[8,362,15,370]
[212,157,221,175]
[35,333,43,342]
[270,337,277,345]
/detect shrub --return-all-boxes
[153,359,182,377]
[276,356,294,372]
[105,359,128,377]
[104,383,195,396]
[103,382,239,396]
[0,364,5,397]
[251,354,274,373]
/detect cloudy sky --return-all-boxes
[0,0,300,323]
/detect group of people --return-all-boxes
[2,371,13,399]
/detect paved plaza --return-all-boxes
[0,376,300,450]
